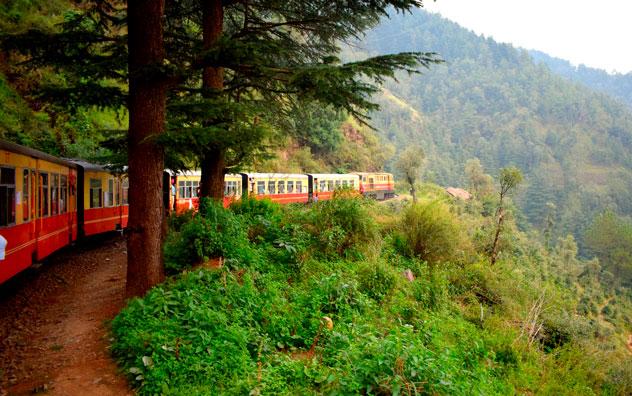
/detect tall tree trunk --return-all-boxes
[199,0,225,200]
[199,147,225,198]
[490,204,504,265]
[408,176,417,203]
[126,0,167,297]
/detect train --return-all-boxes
[172,171,395,212]
[0,139,394,284]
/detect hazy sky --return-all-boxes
[422,0,632,74]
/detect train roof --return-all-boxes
[0,139,77,168]
[244,172,308,179]
[351,172,393,176]
[307,173,359,179]
[65,159,116,172]
[171,170,243,178]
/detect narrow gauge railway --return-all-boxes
[0,139,394,284]
[172,171,395,213]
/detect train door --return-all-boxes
[68,170,77,240]
[369,176,375,191]
[35,168,49,260]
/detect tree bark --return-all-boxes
[199,0,225,200]
[490,203,504,265]
[408,176,417,203]
[199,147,225,198]
[126,0,167,297]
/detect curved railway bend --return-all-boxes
[0,233,131,396]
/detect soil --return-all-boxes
[0,233,132,396]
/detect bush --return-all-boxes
[163,199,259,273]
[299,195,380,259]
[356,260,399,302]
[399,199,471,264]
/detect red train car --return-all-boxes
[244,173,310,204]
[69,160,129,236]
[0,141,129,284]
[0,141,79,284]
[354,172,395,200]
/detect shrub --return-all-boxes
[300,195,380,259]
[399,199,471,264]
[163,199,259,273]
[356,260,399,302]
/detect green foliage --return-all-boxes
[398,199,470,264]
[465,158,494,198]
[584,210,632,287]
[115,185,632,395]
[299,195,380,259]
[163,199,259,274]
[498,166,524,197]
[356,260,399,302]
[394,145,425,201]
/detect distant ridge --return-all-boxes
[529,50,632,108]
[346,9,632,244]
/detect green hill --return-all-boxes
[530,49,632,108]
[346,10,632,247]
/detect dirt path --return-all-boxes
[0,234,132,396]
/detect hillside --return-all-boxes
[530,50,632,108]
[346,10,632,246]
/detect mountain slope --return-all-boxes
[348,10,632,243]
[530,49,632,108]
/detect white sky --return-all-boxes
[422,0,632,74]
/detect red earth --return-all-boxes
[0,233,132,396]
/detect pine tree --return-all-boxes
[164,0,442,199]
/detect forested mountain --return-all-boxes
[530,50,632,107]
[347,10,632,247]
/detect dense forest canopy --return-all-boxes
[345,9,632,253]
[530,49,632,108]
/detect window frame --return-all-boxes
[89,178,103,209]
[0,167,16,227]
[40,172,49,217]
[22,169,30,221]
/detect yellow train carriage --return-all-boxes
[0,141,78,283]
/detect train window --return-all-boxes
[105,179,114,207]
[278,181,285,194]
[191,181,199,198]
[51,174,59,215]
[22,169,30,221]
[40,173,49,217]
[122,178,129,204]
[237,181,241,196]
[287,181,294,193]
[225,181,238,196]
[296,181,302,193]
[335,180,341,189]
[327,180,334,191]
[90,178,102,208]
[115,178,120,206]
[178,181,186,198]
[30,170,36,218]
[257,181,265,194]
[343,180,349,188]
[268,181,276,194]
[60,175,68,213]
[0,167,16,227]
[319,180,326,192]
